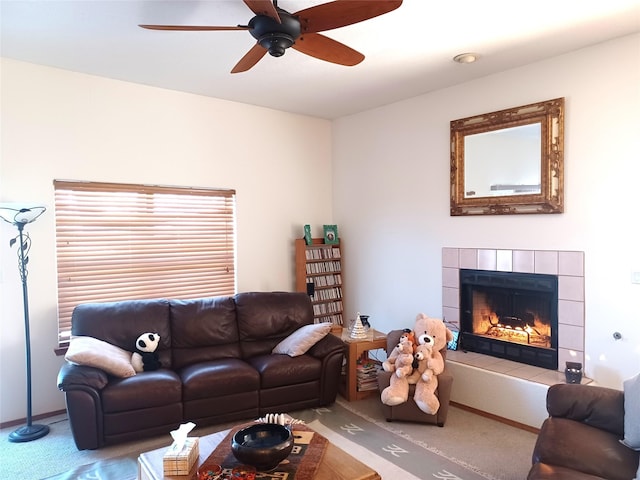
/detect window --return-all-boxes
[54,180,236,347]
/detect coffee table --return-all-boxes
[138,428,381,480]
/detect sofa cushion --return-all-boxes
[533,417,639,480]
[272,322,332,357]
[622,373,640,450]
[180,359,260,400]
[170,296,241,370]
[71,299,173,369]
[527,462,607,479]
[235,292,314,358]
[65,336,136,378]
[247,354,321,389]
[101,369,182,413]
[546,383,625,436]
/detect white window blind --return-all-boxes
[54,180,236,347]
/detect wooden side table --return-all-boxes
[332,328,387,401]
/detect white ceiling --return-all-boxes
[2,1,639,119]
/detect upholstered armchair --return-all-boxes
[376,329,453,426]
[528,383,639,480]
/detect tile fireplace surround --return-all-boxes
[441,247,587,428]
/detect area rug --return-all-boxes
[296,399,495,480]
[43,457,138,480]
[44,399,495,480]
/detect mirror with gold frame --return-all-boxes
[450,98,564,215]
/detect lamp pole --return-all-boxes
[1,206,49,443]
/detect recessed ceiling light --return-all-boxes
[453,53,479,64]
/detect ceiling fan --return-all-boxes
[139,0,402,73]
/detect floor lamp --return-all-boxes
[0,204,50,442]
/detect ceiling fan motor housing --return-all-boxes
[249,11,301,57]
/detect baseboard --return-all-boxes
[0,409,66,429]
[451,401,540,434]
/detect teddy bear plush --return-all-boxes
[380,337,416,406]
[412,341,440,414]
[407,334,431,385]
[411,313,453,414]
[393,337,415,378]
[131,332,162,373]
[382,328,414,373]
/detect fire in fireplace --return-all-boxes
[459,269,558,370]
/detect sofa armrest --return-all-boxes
[546,383,625,436]
[57,362,109,391]
[307,331,346,359]
[531,416,639,480]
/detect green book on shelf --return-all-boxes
[303,224,312,245]
[323,224,338,244]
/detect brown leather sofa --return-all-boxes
[57,291,345,450]
[528,383,639,480]
[376,329,453,426]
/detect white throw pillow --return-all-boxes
[621,373,640,451]
[272,322,332,357]
[65,336,136,378]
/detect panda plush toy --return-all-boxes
[131,332,162,373]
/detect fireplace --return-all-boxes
[459,269,558,370]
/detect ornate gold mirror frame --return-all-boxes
[450,98,564,215]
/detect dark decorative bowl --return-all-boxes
[231,423,294,471]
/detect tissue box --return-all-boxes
[163,437,199,475]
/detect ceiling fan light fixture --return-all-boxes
[259,33,295,57]
[453,53,479,64]
[249,11,301,57]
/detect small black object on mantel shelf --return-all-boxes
[565,361,583,384]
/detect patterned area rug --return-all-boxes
[296,399,494,480]
[44,457,138,480]
[44,399,496,480]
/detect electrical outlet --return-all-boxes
[632,271,640,285]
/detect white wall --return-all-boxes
[2,33,638,424]
[332,33,640,389]
[0,59,333,423]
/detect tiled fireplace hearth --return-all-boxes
[441,247,587,428]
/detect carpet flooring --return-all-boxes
[0,396,537,479]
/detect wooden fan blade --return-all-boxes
[139,24,248,31]
[231,43,268,73]
[295,0,402,34]
[292,33,364,66]
[243,0,281,23]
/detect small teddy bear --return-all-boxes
[381,335,416,405]
[382,328,414,372]
[393,338,415,379]
[131,332,162,373]
[412,342,440,414]
[407,334,433,384]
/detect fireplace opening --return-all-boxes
[460,269,558,370]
